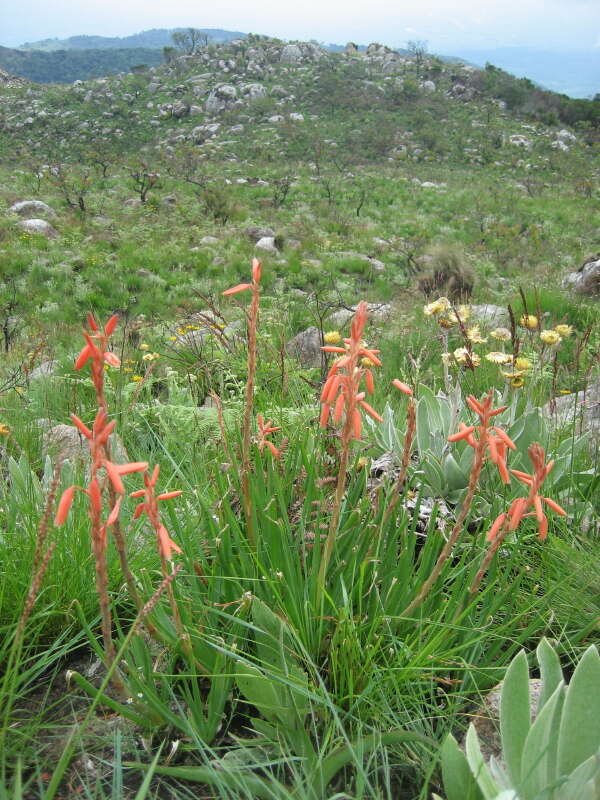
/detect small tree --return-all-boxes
[127,160,161,203]
[49,162,92,213]
[171,28,210,55]
[407,39,428,74]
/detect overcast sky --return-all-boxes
[1,0,599,51]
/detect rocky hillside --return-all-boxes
[0,34,598,329]
[1,36,597,159]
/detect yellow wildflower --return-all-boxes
[514,357,532,371]
[139,343,150,351]
[486,351,512,364]
[540,330,561,345]
[510,376,525,388]
[361,357,375,367]
[453,347,481,366]
[519,314,538,330]
[554,324,573,338]
[132,375,143,382]
[0,424,9,435]
[168,336,177,341]
[444,305,471,325]
[438,317,455,329]
[491,327,511,341]
[424,297,450,316]
[122,367,133,373]
[324,330,342,345]
[467,325,487,344]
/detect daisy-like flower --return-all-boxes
[519,314,538,330]
[554,324,573,337]
[323,330,342,345]
[491,327,511,341]
[486,351,512,364]
[453,347,481,367]
[514,356,532,371]
[424,297,450,316]
[540,330,562,345]
[467,325,487,344]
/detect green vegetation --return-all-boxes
[0,34,598,799]
[0,45,165,84]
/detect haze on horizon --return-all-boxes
[1,0,599,53]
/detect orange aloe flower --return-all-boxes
[447,394,514,483]
[487,443,567,542]
[130,465,183,561]
[256,414,281,459]
[223,257,261,296]
[319,302,387,441]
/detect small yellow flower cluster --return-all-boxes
[131,375,144,383]
[139,343,150,351]
[443,347,481,367]
[0,423,10,436]
[519,314,538,330]
[554,324,573,338]
[323,330,342,345]
[466,325,487,344]
[142,352,161,362]
[540,330,561,346]
[424,297,450,316]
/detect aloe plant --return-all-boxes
[436,638,600,800]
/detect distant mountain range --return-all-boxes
[19,28,246,51]
[0,45,166,83]
[1,28,596,98]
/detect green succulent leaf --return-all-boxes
[500,649,531,786]
[520,682,564,800]
[557,646,600,776]
[536,638,563,713]
[465,724,500,800]
[440,734,484,800]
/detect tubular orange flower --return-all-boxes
[54,486,75,526]
[318,300,383,441]
[448,395,512,484]
[486,512,507,542]
[223,283,252,296]
[256,414,281,458]
[392,379,413,396]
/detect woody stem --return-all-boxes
[240,284,259,549]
